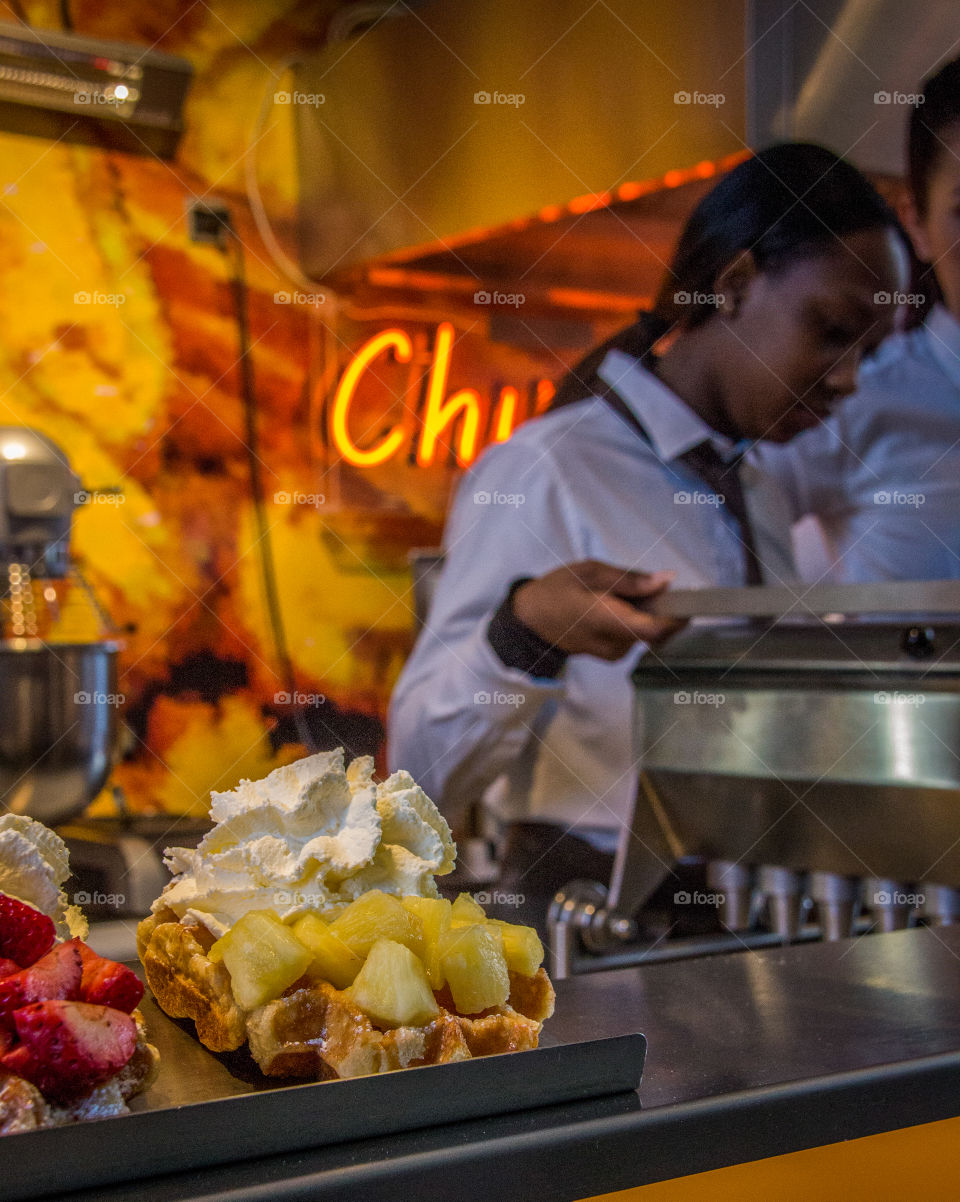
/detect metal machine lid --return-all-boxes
[634,580,960,678]
[644,580,960,620]
[633,617,960,679]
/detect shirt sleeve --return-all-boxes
[386,436,583,828]
[753,405,855,523]
[810,370,958,581]
[752,365,942,580]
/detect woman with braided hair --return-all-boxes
[389,142,908,929]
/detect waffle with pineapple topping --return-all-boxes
[137,902,554,1079]
[139,750,556,1081]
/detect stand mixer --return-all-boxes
[0,428,211,925]
[0,426,119,825]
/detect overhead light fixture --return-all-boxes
[0,20,192,158]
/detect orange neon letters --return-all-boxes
[490,386,520,443]
[329,322,553,468]
[416,322,482,468]
[330,328,410,467]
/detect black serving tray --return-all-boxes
[1,994,645,1201]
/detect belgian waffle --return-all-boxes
[137,908,555,1079]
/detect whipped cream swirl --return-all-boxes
[0,814,88,939]
[156,749,456,937]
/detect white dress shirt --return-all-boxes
[387,350,797,834]
[757,305,960,581]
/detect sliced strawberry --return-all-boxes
[0,894,55,967]
[78,948,143,1013]
[0,938,83,1027]
[0,1042,34,1077]
[0,958,20,980]
[0,1024,13,1055]
[5,1000,136,1102]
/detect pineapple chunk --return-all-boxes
[402,896,452,989]
[489,920,545,977]
[292,913,363,989]
[348,939,439,1029]
[450,891,486,926]
[439,923,510,1014]
[329,890,424,959]
[209,910,312,1011]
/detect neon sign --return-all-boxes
[331,328,411,467]
[329,321,554,469]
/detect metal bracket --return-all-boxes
[547,880,637,979]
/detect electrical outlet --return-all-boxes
[186,199,231,245]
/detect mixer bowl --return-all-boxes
[0,640,119,825]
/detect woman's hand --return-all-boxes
[511,560,684,660]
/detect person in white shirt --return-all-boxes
[388,143,908,927]
[758,57,960,582]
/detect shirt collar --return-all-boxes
[597,348,740,462]
[923,305,960,390]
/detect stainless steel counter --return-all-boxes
[551,923,960,1108]
[43,927,960,1201]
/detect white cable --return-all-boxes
[243,3,401,301]
[244,55,320,294]
[326,2,399,45]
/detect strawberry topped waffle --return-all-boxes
[0,820,158,1135]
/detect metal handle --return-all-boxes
[644,580,960,620]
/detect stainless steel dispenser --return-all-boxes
[549,582,960,975]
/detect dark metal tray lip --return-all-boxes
[0,1019,646,1202]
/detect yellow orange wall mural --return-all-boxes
[0,0,593,816]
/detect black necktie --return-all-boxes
[680,441,763,585]
[593,381,764,585]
